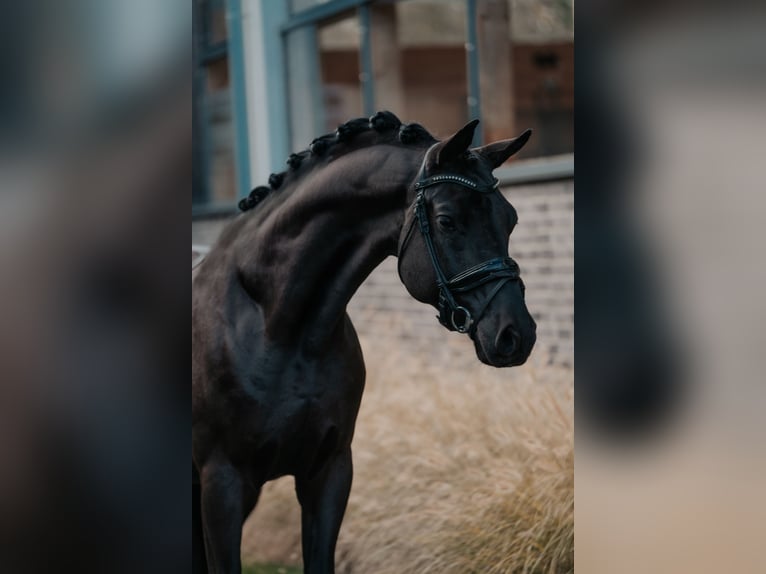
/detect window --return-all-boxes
[283,0,573,161]
[192,0,574,211]
[193,0,237,206]
[508,0,574,158]
[318,15,363,131]
[376,0,469,139]
[286,11,364,151]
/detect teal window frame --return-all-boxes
[279,0,482,143]
[192,0,251,211]
[193,0,573,217]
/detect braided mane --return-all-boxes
[238,111,437,212]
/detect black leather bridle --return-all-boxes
[397,172,523,336]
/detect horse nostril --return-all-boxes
[496,325,520,358]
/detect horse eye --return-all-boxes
[436,215,456,231]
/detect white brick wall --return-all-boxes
[500,180,574,365]
[192,178,574,365]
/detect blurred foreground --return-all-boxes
[0,2,189,572]
[242,335,573,574]
[575,2,766,572]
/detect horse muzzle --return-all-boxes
[475,316,537,368]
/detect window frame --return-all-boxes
[280,0,572,170]
[193,0,573,216]
[193,0,251,212]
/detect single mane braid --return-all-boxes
[268,171,285,189]
[237,186,270,211]
[238,111,437,212]
[335,117,370,142]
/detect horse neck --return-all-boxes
[237,144,424,349]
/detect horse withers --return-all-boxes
[192,112,536,573]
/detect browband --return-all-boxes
[413,174,499,194]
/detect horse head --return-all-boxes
[398,120,537,367]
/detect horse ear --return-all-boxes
[474,129,532,169]
[433,119,480,166]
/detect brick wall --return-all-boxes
[192,178,573,366]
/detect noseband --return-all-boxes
[397,173,522,336]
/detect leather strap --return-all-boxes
[413,174,499,194]
[398,178,522,336]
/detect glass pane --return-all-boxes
[286,26,324,151]
[508,0,574,158]
[359,0,573,159]
[370,0,468,140]
[286,13,363,151]
[318,14,363,132]
[205,58,237,202]
[206,0,228,45]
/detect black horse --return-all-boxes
[192,112,536,573]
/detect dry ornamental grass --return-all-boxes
[242,336,573,574]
